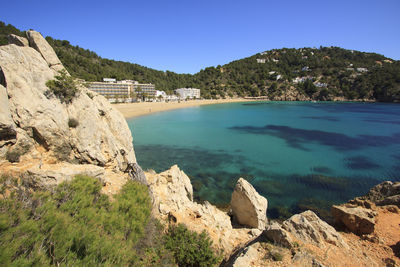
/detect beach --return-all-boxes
[112,98,250,118]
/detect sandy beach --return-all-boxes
[112,98,251,119]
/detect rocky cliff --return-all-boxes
[0,30,142,188]
[146,165,400,266]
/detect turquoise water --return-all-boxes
[127,102,400,219]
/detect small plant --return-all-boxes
[164,224,221,267]
[271,251,283,261]
[86,91,94,99]
[5,150,22,163]
[5,144,30,163]
[68,118,79,128]
[45,69,79,104]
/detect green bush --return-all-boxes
[68,118,79,128]
[164,224,221,267]
[45,69,79,104]
[5,150,22,163]
[0,175,152,266]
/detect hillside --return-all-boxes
[1,21,399,102]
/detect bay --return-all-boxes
[127,101,400,219]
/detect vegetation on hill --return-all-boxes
[1,21,399,102]
[0,175,220,266]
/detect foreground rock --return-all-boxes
[231,178,268,229]
[0,31,138,174]
[0,85,16,152]
[332,204,377,235]
[147,165,256,258]
[283,210,349,248]
[361,181,400,207]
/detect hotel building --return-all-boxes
[88,79,156,100]
[175,88,201,99]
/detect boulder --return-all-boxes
[0,84,16,148]
[26,30,65,72]
[26,162,105,186]
[0,37,137,172]
[147,166,254,258]
[231,242,262,267]
[331,204,376,235]
[264,221,293,248]
[7,34,29,47]
[362,181,400,207]
[231,178,268,229]
[283,210,348,248]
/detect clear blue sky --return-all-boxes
[2,0,399,74]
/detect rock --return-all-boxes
[331,204,376,235]
[0,37,138,172]
[231,178,268,229]
[147,166,254,258]
[264,221,293,248]
[7,34,29,47]
[283,210,348,248]
[26,162,105,186]
[362,181,400,207]
[26,30,65,72]
[0,84,16,149]
[231,242,261,267]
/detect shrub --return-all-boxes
[5,150,22,163]
[0,175,153,266]
[164,224,221,267]
[5,144,30,163]
[45,69,79,104]
[68,118,79,128]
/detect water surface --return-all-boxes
[128,102,400,219]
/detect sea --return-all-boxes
[127,101,400,219]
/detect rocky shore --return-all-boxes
[1,31,399,266]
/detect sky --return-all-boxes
[2,0,399,74]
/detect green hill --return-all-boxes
[1,21,399,102]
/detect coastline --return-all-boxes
[112,98,251,119]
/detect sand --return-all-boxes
[112,98,251,119]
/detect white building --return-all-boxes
[155,90,167,98]
[175,88,201,99]
[256,58,266,63]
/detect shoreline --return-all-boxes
[112,98,251,119]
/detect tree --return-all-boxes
[45,69,79,104]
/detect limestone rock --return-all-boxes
[26,162,105,186]
[331,204,376,235]
[26,30,65,72]
[283,210,348,248]
[231,178,268,229]
[8,34,29,47]
[362,181,400,207]
[0,38,137,172]
[0,84,16,149]
[231,242,262,267]
[264,221,293,248]
[147,166,254,258]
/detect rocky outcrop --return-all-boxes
[362,181,400,207]
[0,84,16,152]
[264,221,293,248]
[0,32,137,173]
[147,166,255,258]
[26,162,105,186]
[231,178,268,229]
[7,34,29,47]
[26,30,65,72]
[282,210,349,248]
[331,204,377,235]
